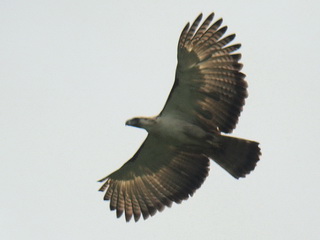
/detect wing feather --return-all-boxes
[116,185,124,218]
[99,135,209,222]
[124,183,133,221]
[192,13,214,44]
[196,18,223,45]
[129,182,141,222]
[133,176,157,219]
[160,13,247,133]
[109,181,117,209]
[184,13,203,47]
[178,23,190,48]
[131,180,145,221]
[198,26,228,51]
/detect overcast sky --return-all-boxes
[1,0,320,239]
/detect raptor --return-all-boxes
[99,12,261,222]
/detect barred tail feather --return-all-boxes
[209,135,261,179]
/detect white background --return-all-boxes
[1,0,320,239]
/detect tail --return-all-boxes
[208,135,261,179]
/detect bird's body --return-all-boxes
[99,12,261,222]
[128,117,209,146]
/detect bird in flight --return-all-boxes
[99,12,261,222]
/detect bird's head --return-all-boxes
[125,117,157,131]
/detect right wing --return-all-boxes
[99,135,209,222]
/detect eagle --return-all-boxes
[99,12,261,222]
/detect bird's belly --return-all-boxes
[154,118,207,146]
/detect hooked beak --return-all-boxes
[125,118,139,127]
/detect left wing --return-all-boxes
[160,13,247,133]
[99,135,209,222]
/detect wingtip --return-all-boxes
[196,13,203,22]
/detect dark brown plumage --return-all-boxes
[99,12,261,222]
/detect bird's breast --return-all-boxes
[151,117,207,146]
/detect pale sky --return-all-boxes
[1,0,320,239]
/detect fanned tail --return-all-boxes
[208,135,261,179]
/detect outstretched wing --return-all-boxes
[99,135,209,222]
[160,13,247,133]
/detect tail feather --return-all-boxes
[208,135,261,179]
